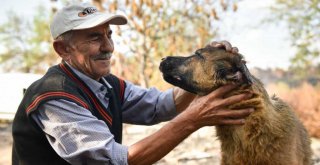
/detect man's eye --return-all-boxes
[89,37,101,42]
[108,30,113,38]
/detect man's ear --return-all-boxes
[53,40,72,61]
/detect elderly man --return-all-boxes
[12,2,253,165]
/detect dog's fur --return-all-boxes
[159,46,312,165]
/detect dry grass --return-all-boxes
[267,82,320,138]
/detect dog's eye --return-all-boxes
[217,68,236,76]
[195,51,205,59]
[218,68,227,74]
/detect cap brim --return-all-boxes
[73,13,127,30]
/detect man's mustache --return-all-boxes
[93,52,112,61]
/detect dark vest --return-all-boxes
[12,62,126,165]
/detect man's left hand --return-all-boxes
[208,40,239,54]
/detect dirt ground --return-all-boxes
[1,122,320,165]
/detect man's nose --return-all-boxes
[100,36,114,52]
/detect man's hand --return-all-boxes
[208,40,239,54]
[128,84,253,165]
[173,87,196,113]
[175,84,253,130]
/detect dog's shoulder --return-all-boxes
[270,94,290,111]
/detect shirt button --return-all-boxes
[100,86,105,91]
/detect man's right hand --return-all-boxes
[175,84,254,130]
[128,84,253,165]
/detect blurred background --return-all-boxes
[0,0,319,164]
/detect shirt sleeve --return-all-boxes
[122,81,177,125]
[31,99,128,165]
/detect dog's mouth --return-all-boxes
[162,73,182,84]
[159,61,183,84]
[162,73,199,94]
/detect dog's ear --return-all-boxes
[238,60,253,85]
[225,58,253,85]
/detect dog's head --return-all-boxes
[159,46,253,95]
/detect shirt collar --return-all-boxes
[65,62,112,94]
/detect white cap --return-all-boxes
[50,2,127,39]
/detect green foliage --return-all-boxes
[0,5,57,73]
[270,0,320,73]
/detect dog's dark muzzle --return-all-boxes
[159,56,184,84]
[159,56,186,72]
[159,56,199,94]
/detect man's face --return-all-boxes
[66,24,114,80]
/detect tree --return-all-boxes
[99,0,239,87]
[0,0,239,88]
[0,6,58,73]
[270,0,320,75]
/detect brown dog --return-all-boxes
[159,46,312,165]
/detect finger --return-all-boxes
[209,41,219,47]
[218,93,253,107]
[220,108,254,118]
[231,47,239,54]
[209,41,225,48]
[219,118,245,125]
[208,84,239,98]
[221,40,232,51]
